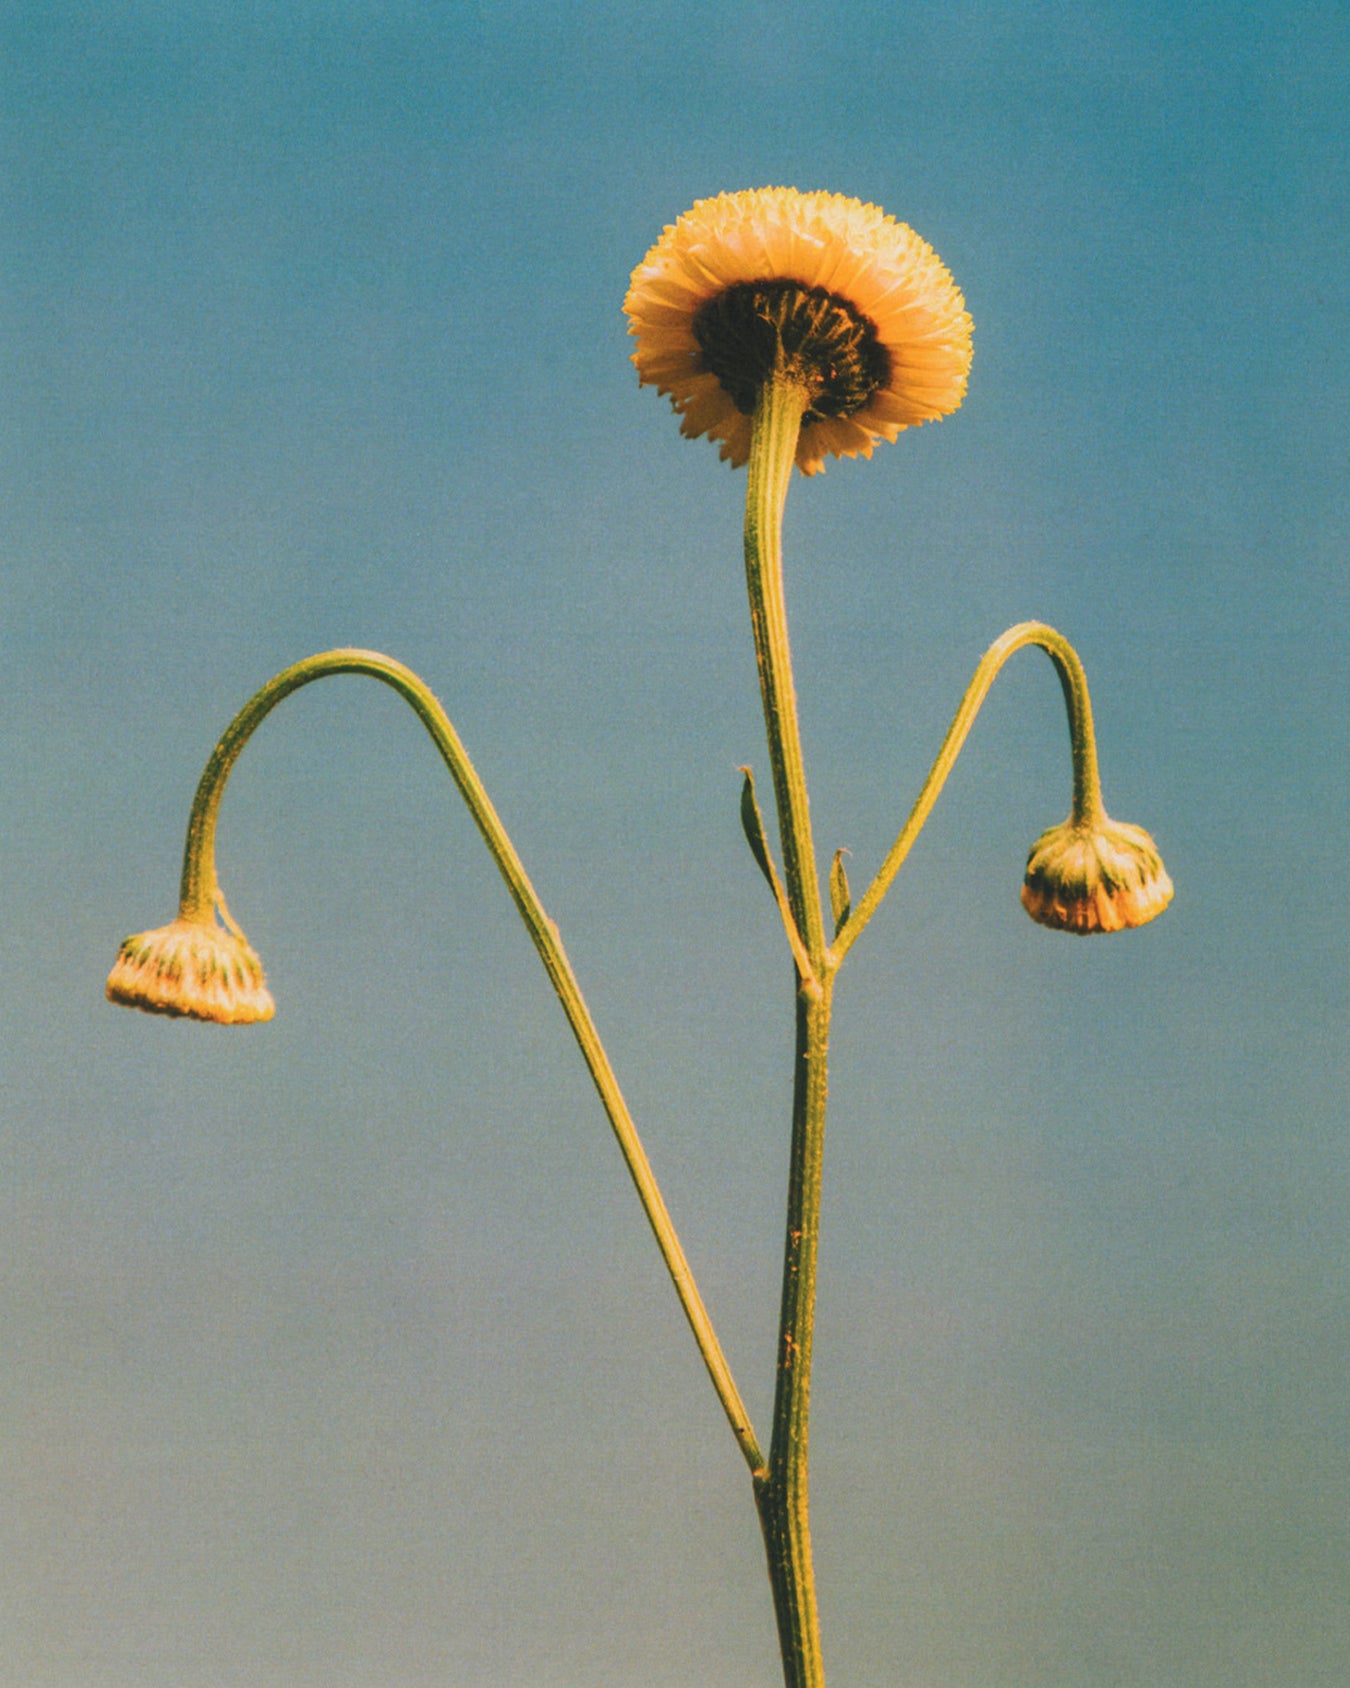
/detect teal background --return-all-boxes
[3,4,1346,1684]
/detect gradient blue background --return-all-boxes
[3,4,1346,1685]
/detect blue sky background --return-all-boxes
[3,4,1347,1685]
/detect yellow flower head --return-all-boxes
[106,914,275,1024]
[624,187,973,475]
[1021,816,1174,936]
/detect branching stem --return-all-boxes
[158,412,1109,1688]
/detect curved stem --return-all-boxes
[833,620,1103,963]
[177,648,764,1474]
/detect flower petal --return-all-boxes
[107,915,275,1023]
[625,188,973,474]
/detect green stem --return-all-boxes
[743,375,827,981]
[742,375,834,1688]
[754,978,833,1688]
[833,620,1104,963]
[176,649,764,1474]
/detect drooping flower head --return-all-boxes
[106,913,275,1023]
[624,188,973,474]
[1021,815,1174,936]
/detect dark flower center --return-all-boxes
[692,280,890,421]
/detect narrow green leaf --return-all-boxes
[738,767,777,893]
[829,849,852,934]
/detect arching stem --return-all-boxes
[176,648,764,1474]
[833,621,1104,962]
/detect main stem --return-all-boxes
[742,374,834,1688]
[755,977,833,1688]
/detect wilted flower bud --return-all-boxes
[106,915,275,1023]
[1021,815,1173,935]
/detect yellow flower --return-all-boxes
[624,188,973,475]
[1021,816,1174,936]
[106,915,275,1024]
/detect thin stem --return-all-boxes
[754,979,833,1688]
[833,620,1103,963]
[743,375,828,977]
[742,376,834,1688]
[176,649,764,1474]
